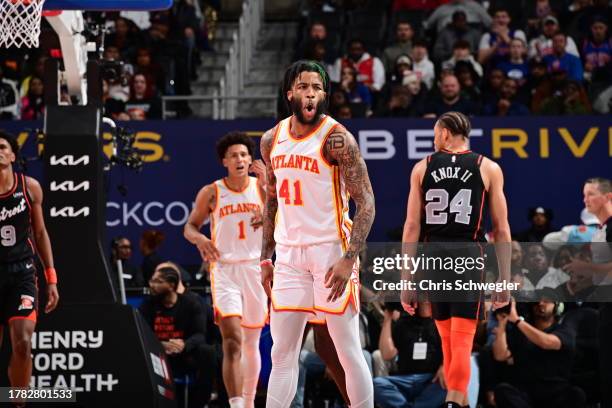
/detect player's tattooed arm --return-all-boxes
[184,183,220,261]
[260,127,278,260]
[325,127,375,261]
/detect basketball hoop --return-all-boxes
[0,0,46,48]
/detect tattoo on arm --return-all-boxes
[326,129,375,261]
[260,129,278,260]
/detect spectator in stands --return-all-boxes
[339,65,372,110]
[482,68,506,104]
[20,75,44,120]
[482,78,530,116]
[300,21,338,63]
[403,72,427,112]
[0,66,19,120]
[329,89,349,117]
[511,241,536,292]
[433,10,482,63]
[543,33,584,82]
[539,80,592,115]
[455,60,482,108]
[140,229,165,282]
[478,7,527,67]
[554,247,598,307]
[139,264,212,408]
[516,206,554,243]
[19,56,46,98]
[593,84,612,114]
[497,39,530,88]
[134,47,164,97]
[523,243,555,288]
[110,236,144,288]
[528,15,580,61]
[382,22,415,73]
[106,17,141,61]
[102,79,130,121]
[582,17,611,82]
[536,245,572,289]
[126,73,162,120]
[374,303,445,408]
[443,40,483,78]
[423,73,479,117]
[331,38,385,92]
[425,0,492,33]
[336,104,353,119]
[386,55,414,86]
[411,40,436,90]
[492,295,586,408]
[377,84,418,117]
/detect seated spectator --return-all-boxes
[331,38,385,92]
[511,241,535,292]
[528,15,580,61]
[299,21,338,64]
[411,40,436,89]
[382,22,415,73]
[543,33,584,82]
[525,0,562,38]
[455,59,482,101]
[0,66,19,119]
[433,10,482,63]
[554,247,598,305]
[516,206,554,242]
[329,89,349,116]
[425,0,492,33]
[386,54,414,86]
[106,17,141,60]
[543,208,600,247]
[125,73,162,119]
[336,104,353,119]
[492,295,586,408]
[139,264,213,408]
[377,84,418,117]
[443,40,483,78]
[497,38,530,88]
[20,75,44,120]
[593,83,612,114]
[19,55,47,98]
[140,229,165,282]
[481,68,506,105]
[304,41,333,74]
[110,236,144,288]
[536,245,573,289]
[478,7,527,66]
[581,17,611,82]
[134,47,164,96]
[422,73,479,117]
[482,78,530,116]
[523,243,557,288]
[373,303,445,408]
[539,80,592,115]
[403,72,427,112]
[338,65,372,109]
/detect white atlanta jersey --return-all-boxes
[270,115,352,248]
[210,177,264,262]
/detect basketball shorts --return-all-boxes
[271,241,359,320]
[0,258,38,325]
[210,260,268,328]
[421,243,485,321]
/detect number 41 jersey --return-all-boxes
[420,150,488,242]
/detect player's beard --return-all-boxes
[291,97,325,125]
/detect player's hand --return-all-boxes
[250,209,263,230]
[169,339,185,353]
[491,282,510,310]
[432,365,446,390]
[325,258,354,302]
[562,258,591,275]
[249,160,267,187]
[45,283,59,313]
[196,235,220,262]
[261,262,274,299]
[401,288,418,316]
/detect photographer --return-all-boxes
[492,291,585,408]
[373,302,446,408]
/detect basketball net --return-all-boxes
[0,0,46,48]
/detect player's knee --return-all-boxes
[223,336,242,359]
[270,343,297,367]
[12,335,32,358]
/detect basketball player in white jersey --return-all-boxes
[260,60,375,408]
[184,132,267,408]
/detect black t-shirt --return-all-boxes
[507,319,576,396]
[392,315,442,375]
[139,292,206,353]
[423,96,479,116]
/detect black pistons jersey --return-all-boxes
[420,150,487,242]
[0,173,35,263]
